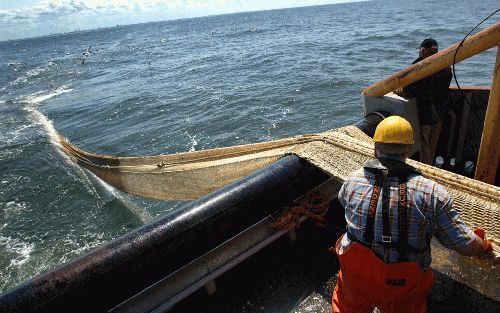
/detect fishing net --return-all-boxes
[58,125,499,246]
[292,126,500,254]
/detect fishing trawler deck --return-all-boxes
[0,20,498,313]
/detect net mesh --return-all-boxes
[292,126,499,251]
[59,125,499,244]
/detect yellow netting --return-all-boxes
[58,125,499,245]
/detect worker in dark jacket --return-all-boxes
[331,116,494,313]
[397,38,452,165]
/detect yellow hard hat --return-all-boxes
[373,116,414,145]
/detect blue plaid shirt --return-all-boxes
[338,159,475,269]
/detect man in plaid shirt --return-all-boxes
[332,116,493,313]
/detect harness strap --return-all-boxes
[347,232,426,253]
[348,170,426,262]
[397,173,409,262]
[381,177,391,263]
[363,171,384,245]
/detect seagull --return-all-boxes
[83,46,94,57]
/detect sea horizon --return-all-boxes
[0,0,370,42]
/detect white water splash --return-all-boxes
[19,85,70,155]
[21,85,73,104]
[10,65,48,86]
[59,232,108,263]
[21,106,106,202]
[23,98,152,224]
[0,124,31,148]
[23,106,63,150]
[23,106,152,224]
[91,174,154,224]
[187,133,198,152]
[0,236,35,268]
[265,107,290,139]
[2,201,27,219]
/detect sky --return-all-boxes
[0,0,363,41]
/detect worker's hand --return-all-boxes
[474,229,499,264]
[474,228,486,240]
[474,229,492,252]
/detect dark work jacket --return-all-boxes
[403,57,452,125]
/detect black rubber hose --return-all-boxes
[354,111,391,138]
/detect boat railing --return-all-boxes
[362,22,500,185]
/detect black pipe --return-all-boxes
[355,111,391,138]
[0,155,329,313]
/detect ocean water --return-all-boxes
[0,0,498,293]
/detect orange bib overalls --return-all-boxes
[332,170,435,313]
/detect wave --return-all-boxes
[225,27,267,38]
[10,65,48,86]
[21,85,72,104]
[0,124,31,149]
[23,106,62,149]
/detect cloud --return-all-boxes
[0,0,239,17]
[1,1,90,22]
[0,0,358,40]
[0,0,345,23]
[0,0,237,25]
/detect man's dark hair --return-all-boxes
[420,38,438,48]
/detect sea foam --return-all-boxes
[0,236,34,268]
[22,86,72,104]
